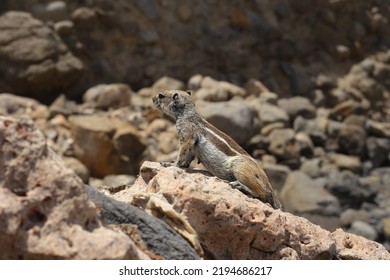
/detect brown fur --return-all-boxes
[153,90,283,209]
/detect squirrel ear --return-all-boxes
[173,93,179,100]
[186,90,191,96]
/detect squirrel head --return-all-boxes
[153,89,194,119]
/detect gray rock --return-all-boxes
[0,12,84,101]
[300,158,323,178]
[366,137,390,168]
[267,128,298,160]
[326,170,376,208]
[256,103,290,127]
[85,185,199,260]
[136,0,158,18]
[263,163,290,192]
[349,221,378,241]
[197,100,254,145]
[0,93,49,119]
[102,174,136,193]
[366,120,390,138]
[337,124,366,156]
[280,171,340,214]
[277,96,316,120]
[340,209,369,226]
[83,83,132,110]
[294,116,327,146]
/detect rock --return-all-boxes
[0,93,49,120]
[263,163,290,192]
[244,79,270,96]
[382,218,390,241]
[187,74,203,91]
[348,221,378,241]
[337,124,366,156]
[0,116,147,259]
[49,94,81,116]
[280,171,339,214]
[300,158,337,178]
[340,209,369,226]
[267,129,306,165]
[69,115,146,177]
[197,100,254,145]
[316,74,337,90]
[85,185,200,260]
[62,156,90,183]
[195,87,229,102]
[277,96,316,120]
[254,103,290,127]
[152,76,185,91]
[54,20,74,36]
[0,12,84,101]
[71,7,98,30]
[343,71,385,106]
[366,137,390,168]
[112,161,390,260]
[32,1,68,22]
[326,170,376,208]
[329,99,367,121]
[366,120,390,138]
[294,116,327,146]
[336,45,351,59]
[195,76,246,101]
[328,153,362,172]
[373,61,390,89]
[331,229,387,260]
[83,83,132,110]
[103,174,136,191]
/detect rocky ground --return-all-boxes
[0,1,390,259]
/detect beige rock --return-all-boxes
[112,161,390,260]
[194,76,246,101]
[69,114,146,177]
[0,93,49,120]
[152,76,185,91]
[0,116,148,259]
[244,79,270,96]
[83,83,132,110]
[280,171,339,214]
[328,153,362,172]
[62,156,90,183]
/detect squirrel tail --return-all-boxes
[232,157,283,210]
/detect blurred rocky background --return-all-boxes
[0,0,390,259]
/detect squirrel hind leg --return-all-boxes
[229,181,258,198]
[232,158,283,210]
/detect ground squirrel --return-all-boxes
[152,89,283,209]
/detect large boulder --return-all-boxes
[69,114,146,177]
[0,116,145,259]
[112,161,390,260]
[0,12,84,101]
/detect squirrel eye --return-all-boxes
[158,93,165,99]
